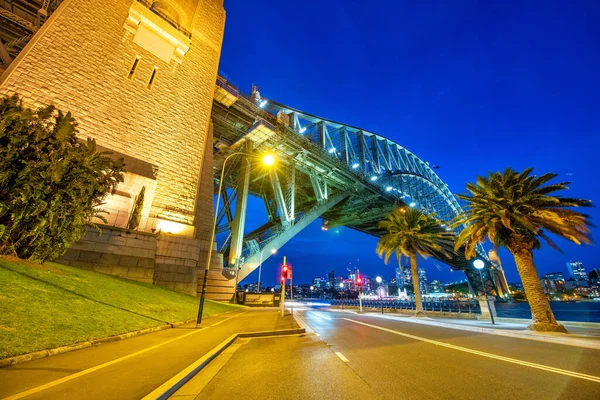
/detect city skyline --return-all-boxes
[221,0,599,287]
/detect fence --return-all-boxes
[331,299,481,315]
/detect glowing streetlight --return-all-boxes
[339,282,344,289]
[262,154,275,166]
[376,276,382,284]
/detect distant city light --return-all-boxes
[259,100,268,108]
[386,186,393,191]
[328,147,336,154]
[351,163,360,169]
[370,176,378,181]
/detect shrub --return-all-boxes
[0,95,124,262]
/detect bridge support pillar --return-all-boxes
[228,143,252,268]
[477,296,497,321]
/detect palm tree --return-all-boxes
[454,168,592,332]
[377,207,455,316]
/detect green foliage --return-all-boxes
[127,186,146,230]
[0,95,124,262]
[376,207,456,265]
[453,167,593,257]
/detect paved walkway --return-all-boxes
[0,309,297,400]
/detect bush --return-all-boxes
[0,95,124,262]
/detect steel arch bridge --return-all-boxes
[210,76,499,298]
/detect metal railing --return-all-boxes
[331,299,481,314]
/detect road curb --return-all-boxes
[366,313,600,350]
[143,326,306,400]
[0,308,244,368]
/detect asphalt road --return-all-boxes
[186,307,600,400]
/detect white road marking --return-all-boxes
[3,328,208,400]
[335,352,349,362]
[344,318,600,383]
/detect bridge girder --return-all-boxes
[210,80,499,298]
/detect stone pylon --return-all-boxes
[0,0,227,296]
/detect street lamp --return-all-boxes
[473,259,495,324]
[376,276,383,314]
[196,151,276,327]
[257,248,277,293]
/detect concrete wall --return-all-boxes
[59,227,156,283]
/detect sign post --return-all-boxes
[357,269,363,313]
[280,256,287,315]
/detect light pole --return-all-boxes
[474,259,495,324]
[376,276,383,314]
[257,248,277,293]
[196,152,275,327]
[339,282,344,310]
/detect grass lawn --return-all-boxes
[0,256,243,359]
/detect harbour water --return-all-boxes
[495,301,600,323]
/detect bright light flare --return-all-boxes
[262,154,275,166]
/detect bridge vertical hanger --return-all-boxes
[309,173,329,204]
[286,161,296,223]
[339,127,349,164]
[380,140,392,172]
[228,143,252,268]
[370,136,381,173]
[269,169,292,227]
[356,131,367,172]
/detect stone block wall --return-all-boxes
[0,0,225,228]
[58,227,156,283]
[154,233,203,295]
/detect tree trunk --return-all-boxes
[511,248,566,332]
[411,254,424,317]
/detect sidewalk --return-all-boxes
[0,309,298,400]
[331,309,600,349]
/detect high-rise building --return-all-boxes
[418,267,428,294]
[566,261,588,281]
[429,280,444,293]
[327,270,335,288]
[590,269,600,285]
[545,272,566,292]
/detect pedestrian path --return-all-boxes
[0,309,298,400]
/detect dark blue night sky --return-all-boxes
[219,0,600,286]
